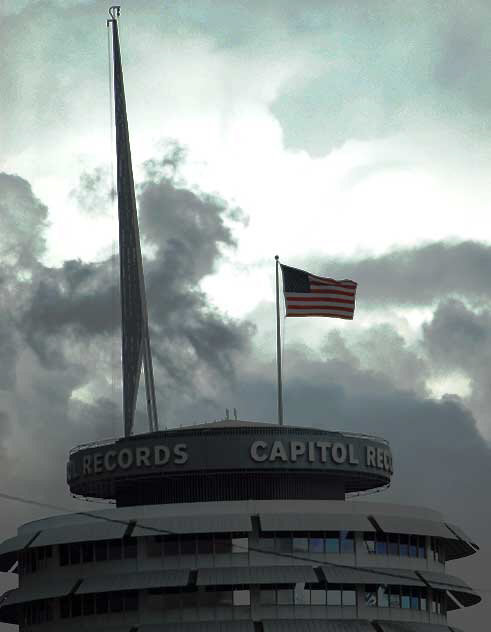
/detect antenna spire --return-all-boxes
[108,7,160,436]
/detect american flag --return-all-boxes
[280,264,357,319]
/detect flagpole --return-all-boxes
[275,255,284,426]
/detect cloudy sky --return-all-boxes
[1,0,491,629]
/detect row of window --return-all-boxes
[364,533,445,562]
[20,586,447,625]
[260,584,357,607]
[364,585,446,613]
[19,546,53,574]
[60,591,139,618]
[259,585,445,612]
[19,532,446,575]
[258,531,354,555]
[21,601,53,626]
[147,533,249,557]
[84,585,447,612]
[59,538,137,567]
[148,587,252,608]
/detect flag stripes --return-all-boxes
[280,264,357,319]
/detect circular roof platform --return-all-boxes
[67,420,393,505]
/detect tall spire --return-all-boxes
[108,6,159,436]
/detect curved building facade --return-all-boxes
[0,421,480,631]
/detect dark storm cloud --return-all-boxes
[138,155,241,279]
[423,299,491,445]
[0,173,48,267]
[19,258,118,368]
[14,154,252,403]
[308,240,491,307]
[423,299,491,369]
[0,171,50,438]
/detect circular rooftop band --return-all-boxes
[67,421,393,504]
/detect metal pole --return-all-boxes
[275,255,284,426]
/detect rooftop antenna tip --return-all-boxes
[109,6,121,19]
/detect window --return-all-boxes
[258,534,275,553]
[327,586,341,606]
[82,542,94,563]
[277,532,292,553]
[82,594,95,616]
[293,534,309,553]
[431,537,440,562]
[197,534,214,554]
[163,591,181,611]
[199,587,216,608]
[124,591,139,611]
[277,588,295,604]
[364,532,376,554]
[388,534,399,555]
[214,535,232,554]
[311,587,327,605]
[180,535,196,555]
[96,593,109,614]
[123,537,137,559]
[108,539,122,560]
[71,595,82,617]
[109,592,124,613]
[375,533,388,555]
[164,537,179,556]
[389,587,401,609]
[69,543,81,565]
[325,531,339,553]
[233,589,250,606]
[30,551,37,572]
[232,537,249,554]
[309,535,324,553]
[399,535,409,556]
[60,597,70,619]
[418,536,426,559]
[146,536,161,557]
[378,585,389,608]
[401,588,411,609]
[260,589,276,605]
[59,544,69,566]
[340,531,354,553]
[409,535,418,557]
[411,590,419,610]
[365,585,377,607]
[342,586,356,606]
[181,589,199,608]
[295,584,310,605]
[438,542,446,563]
[95,540,108,562]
